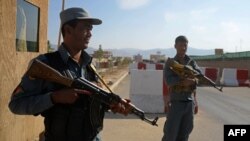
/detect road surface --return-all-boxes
[101,74,250,141]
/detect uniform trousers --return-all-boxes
[162,101,194,141]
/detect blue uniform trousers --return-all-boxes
[162,101,194,141]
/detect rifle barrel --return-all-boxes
[200,75,223,92]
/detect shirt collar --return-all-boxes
[174,54,190,64]
[58,43,92,65]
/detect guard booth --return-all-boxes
[0,0,49,140]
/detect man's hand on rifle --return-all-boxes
[180,78,196,87]
[110,99,132,116]
[51,88,92,104]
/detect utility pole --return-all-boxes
[57,0,65,48]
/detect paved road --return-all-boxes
[101,74,250,141]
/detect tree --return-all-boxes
[122,57,132,65]
[96,44,104,68]
[47,40,54,52]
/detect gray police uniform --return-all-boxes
[162,55,201,141]
[9,44,105,141]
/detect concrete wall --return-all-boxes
[196,59,250,79]
[0,0,48,140]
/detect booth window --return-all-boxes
[16,0,40,52]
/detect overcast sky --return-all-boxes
[48,0,250,52]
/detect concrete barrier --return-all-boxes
[236,69,249,86]
[198,67,220,84]
[129,63,138,70]
[204,67,219,82]
[146,63,156,70]
[156,63,164,70]
[129,69,165,113]
[129,62,165,71]
[220,68,249,86]
[220,68,238,86]
[138,62,146,70]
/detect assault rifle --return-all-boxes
[26,59,158,126]
[166,58,223,92]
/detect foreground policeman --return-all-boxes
[9,7,130,141]
[162,35,200,141]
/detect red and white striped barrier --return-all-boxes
[220,68,249,86]
[129,62,164,70]
[237,69,249,86]
[200,67,219,82]
[129,62,167,113]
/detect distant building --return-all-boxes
[150,52,166,63]
[215,48,224,55]
[103,51,113,58]
[92,50,113,68]
[133,54,143,62]
[92,50,113,59]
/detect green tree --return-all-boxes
[47,40,54,52]
[121,57,132,66]
[96,45,104,68]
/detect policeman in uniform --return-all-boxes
[9,7,130,141]
[162,35,200,141]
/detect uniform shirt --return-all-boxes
[164,55,201,101]
[9,44,95,115]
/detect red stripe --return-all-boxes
[237,69,249,86]
[205,68,218,82]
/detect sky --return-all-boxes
[48,0,250,53]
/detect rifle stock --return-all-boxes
[26,59,73,87]
[26,59,158,126]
